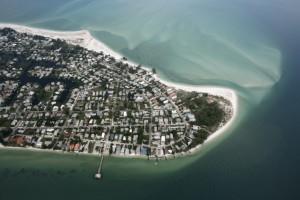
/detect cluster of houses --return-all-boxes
[28,66,54,78]
[0,80,18,106]
[0,27,233,158]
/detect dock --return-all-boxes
[94,148,104,180]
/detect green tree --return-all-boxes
[152,68,157,74]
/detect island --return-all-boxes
[0,25,236,159]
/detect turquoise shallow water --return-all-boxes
[0,0,282,102]
[0,0,300,199]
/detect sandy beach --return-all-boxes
[0,23,138,65]
[0,23,239,156]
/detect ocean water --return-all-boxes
[0,0,300,199]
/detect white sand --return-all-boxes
[0,23,137,65]
[0,23,239,155]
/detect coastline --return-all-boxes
[0,145,150,160]
[0,23,138,67]
[0,23,239,158]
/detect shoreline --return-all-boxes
[0,145,150,160]
[0,23,239,158]
[0,23,138,67]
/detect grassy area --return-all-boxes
[0,118,11,127]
